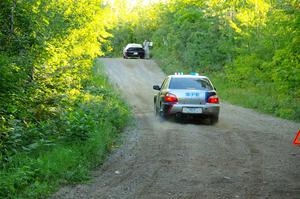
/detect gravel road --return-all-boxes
[53,58,300,199]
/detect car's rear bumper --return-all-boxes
[161,103,220,117]
[125,52,145,57]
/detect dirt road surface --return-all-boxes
[53,58,300,199]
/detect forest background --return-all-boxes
[0,0,299,198]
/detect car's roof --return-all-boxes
[168,75,209,79]
[126,43,143,48]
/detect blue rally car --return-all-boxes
[153,73,220,124]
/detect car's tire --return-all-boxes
[154,104,158,116]
[158,111,166,122]
[155,106,165,122]
[210,115,219,125]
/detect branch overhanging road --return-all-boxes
[53,58,300,199]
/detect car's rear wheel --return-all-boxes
[154,104,158,116]
[158,111,166,122]
[155,105,165,122]
[210,115,219,125]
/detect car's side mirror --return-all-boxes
[214,87,217,91]
[153,85,161,90]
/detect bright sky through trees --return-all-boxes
[108,0,164,8]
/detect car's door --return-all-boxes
[157,77,170,110]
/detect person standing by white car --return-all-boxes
[143,40,152,59]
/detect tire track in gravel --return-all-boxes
[236,131,264,198]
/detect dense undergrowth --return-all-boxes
[109,0,299,121]
[0,60,130,199]
[0,0,130,198]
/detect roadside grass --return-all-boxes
[209,73,300,122]
[0,59,131,199]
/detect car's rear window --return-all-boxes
[128,47,144,51]
[169,77,213,90]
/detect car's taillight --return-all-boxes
[164,93,178,103]
[208,95,219,104]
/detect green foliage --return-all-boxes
[0,0,131,198]
[0,0,111,162]
[0,60,130,199]
[210,73,299,121]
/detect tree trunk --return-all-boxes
[10,0,16,35]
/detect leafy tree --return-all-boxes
[0,0,113,162]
